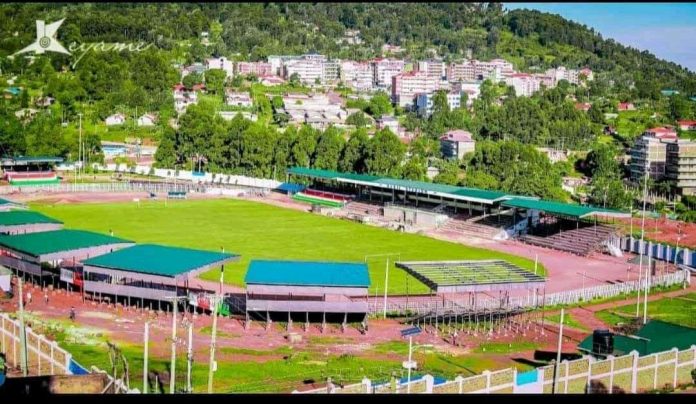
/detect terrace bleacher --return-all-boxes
[521,223,616,256]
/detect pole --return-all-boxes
[187,321,193,393]
[406,335,413,394]
[534,254,538,275]
[18,275,28,377]
[636,161,649,317]
[383,258,389,319]
[143,322,149,394]
[552,308,565,394]
[207,295,219,393]
[170,298,178,394]
[78,113,83,179]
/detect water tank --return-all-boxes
[592,329,614,355]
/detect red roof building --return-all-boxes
[677,120,696,131]
[618,102,636,111]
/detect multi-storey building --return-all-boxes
[666,140,696,195]
[391,71,440,108]
[447,60,477,82]
[415,91,461,117]
[284,58,323,85]
[504,73,542,97]
[630,135,673,182]
[205,57,235,78]
[417,59,446,81]
[440,130,476,160]
[340,61,374,92]
[321,60,340,85]
[237,62,273,77]
[225,91,253,108]
[373,58,405,89]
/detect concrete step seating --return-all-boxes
[438,214,513,240]
[521,224,615,256]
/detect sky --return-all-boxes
[504,3,696,72]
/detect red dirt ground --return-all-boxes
[616,216,696,249]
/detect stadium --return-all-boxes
[0,161,694,394]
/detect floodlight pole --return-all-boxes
[636,160,648,318]
[207,294,219,394]
[406,335,413,394]
[552,308,564,394]
[17,274,28,377]
[186,321,193,393]
[143,322,149,394]
[383,257,389,319]
[168,296,185,394]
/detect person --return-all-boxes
[69,306,76,321]
[44,291,49,305]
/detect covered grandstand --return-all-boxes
[244,259,370,330]
[0,197,26,212]
[1,156,63,186]
[287,167,630,255]
[0,229,134,283]
[0,210,64,235]
[81,244,239,308]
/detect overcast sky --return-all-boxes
[504,3,696,72]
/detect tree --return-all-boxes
[289,73,301,87]
[365,128,406,176]
[183,72,204,90]
[290,125,318,167]
[346,111,370,128]
[204,69,227,95]
[431,90,450,116]
[339,129,370,173]
[154,128,178,168]
[401,157,426,181]
[367,91,393,117]
[271,95,284,110]
[312,126,345,170]
[587,104,603,124]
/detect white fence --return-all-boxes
[296,346,696,394]
[0,313,72,376]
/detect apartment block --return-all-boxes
[237,62,273,77]
[373,58,405,89]
[391,71,440,108]
[205,57,235,78]
[667,140,696,195]
[340,61,374,92]
[415,91,461,117]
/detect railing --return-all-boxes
[296,345,696,394]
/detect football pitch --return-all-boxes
[31,198,543,294]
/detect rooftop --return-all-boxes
[440,130,473,142]
[395,260,545,292]
[578,320,696,356]
[0,198,24,207]
[245,260,370,288]
[83,244,239,278]
[502,198,629,219]
[0,210,62,226]
[0,229,132,258]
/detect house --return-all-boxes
[536,147,568,163]
[574,102,591,111]
[35,96,55,107]
[439,130,476,160]
[105,113,126,126]
[14,108,38,122]
[137,113,157,127]
[225,91,253,108]
[375,115,401,135]
[205,57,235,78]
[677,120,696,131]
[618,102,636,111]
[645,126,678,140]
[260,75,285,86]
[219,111,258,122]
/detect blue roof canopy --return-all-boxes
[245,260,370,288]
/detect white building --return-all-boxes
[137,113,157,127]
[545,66,580,85]
[225,91,253,108]
[173,84,198,114]
[504,73,543,97]
[284,58,323,85]
[375,116,401,136]
[340,61,374,92]
[237,61,273,77]
[279,93,348,130]
[415,91,461,117]
[105,113,126,126]
[373,58,405,89]
[452,81,481,106]
[322,60,340,85]
[417,60,447,81]
[391,71,441,108]
[205,57,235,78]
[447,60,477,82]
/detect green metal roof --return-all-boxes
[82,244,238,277]
[0,229,132,258]
[287,167,518,203]
[578,320,696,356]
[287,167,380,182]
[0,198,23,207]
[502,198,629,219]
[0,156,64,165]
[245,259,370,287]
[0,211,62,226]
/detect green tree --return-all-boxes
[204,69,227,95]
[346,111,370,128]
[290,125,318,167]
[367,91,393,117]
[365,128,406,176]
[312,126,345,170]
[183,72,204,89]
[339,128,370,173]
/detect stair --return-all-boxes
[437,213,514,240]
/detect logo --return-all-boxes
[13,19,70,56]
[12,17,155,69]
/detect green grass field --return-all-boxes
[596,293,696,328]
[31,199,543,294]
